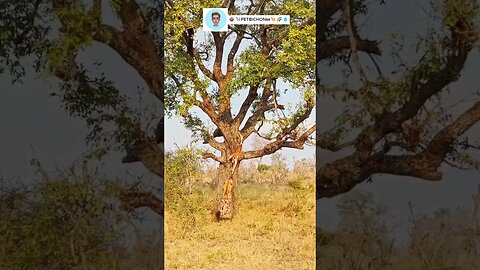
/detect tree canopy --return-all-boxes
[164,0,315,163]
[1,0,165,215]
[317,0,480,198]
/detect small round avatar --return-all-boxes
[204,8,228,32]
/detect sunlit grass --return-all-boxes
[165,182,315,270]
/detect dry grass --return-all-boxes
[164,183,315,270]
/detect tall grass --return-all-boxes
[164,148,316,269]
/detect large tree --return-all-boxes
[317,0,480,198]
[1,0,165,216]
[164,0,315,220]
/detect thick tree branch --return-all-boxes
[243,125,315,160]
[122,135,164,178]
[422,101,480,164]
[210,32,233,121]
[203,133,225,151]
[318,100,480,198]
[317,0,378,61]
[119,191,164,217]
[233,85,259,127]
[183,28,215,81]
[318,36,381,61]
[354,22,477,158]
[226,27,246,79]
[170,74,219,125]
[212,32,225,81]
[103,0,164,100]
[52,0,164,101]
[202,151,224,163]
[317,17,479,199]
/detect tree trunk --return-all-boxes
[214,160,240,220]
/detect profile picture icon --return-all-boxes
[212,12,221,27]
[203,8,228,32]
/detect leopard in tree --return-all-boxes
[216,175,235,220]
[215,137,243,221]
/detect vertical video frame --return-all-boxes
[164,0,316,269]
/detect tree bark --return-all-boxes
[214,159,240,220]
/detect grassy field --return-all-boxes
[164,182,315,270]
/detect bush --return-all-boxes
[0,164,125,270]
[257,164,270,171]
[164,146,210,236]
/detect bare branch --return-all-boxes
[96,1,164,101]
[240,79,274,136]
[318,36,381,61]
[343,0,368,84]
[193,49,215,81]
[240,102,283,138]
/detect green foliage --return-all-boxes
[230,48,269,92]
[0,0,51,81]
[442,0,479,28]
[1,0,165,161]
[0,164,124,270]
[257,163,270,171]
[318,0,479,166]
[317,126,347,149]
[165,0,315,142]
[55,69,145,158]
[47,4,109,71]
[164,146,209,234]
[165,146,204,187]
[231,0,315,93]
